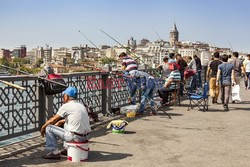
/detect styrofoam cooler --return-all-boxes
[67,141,89,162]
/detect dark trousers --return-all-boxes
[180,70,184,96]
[158,87,172,103]
[197,70,202,88]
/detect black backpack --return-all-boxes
[41,74,67,95]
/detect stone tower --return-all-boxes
[169,22,179,46]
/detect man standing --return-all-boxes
[216,55,236,111]
[187,56,197,92]
[243,54,250,89]
[231,52,244,103]
[129,70,156,116]
[194,55,202,88]
[119,52,139,104]
[41,87,91,159]
[176,54,187,96]
[206,52,222,104]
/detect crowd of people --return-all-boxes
[120,51,250,112]
[40,51,250,160]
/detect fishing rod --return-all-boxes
[78,30,99,49]
[228,40,234,52]
[99,29,141,61]
[99,29,162,78]
[0,79,26,90]
[84,63,171,118]
[78,31,170,117]
[0,64,67,87]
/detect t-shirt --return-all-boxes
[160,63,171,77]
[188,60,197,71]
[209,60,222,77]
[122,56,138,72]
[218,63,234,85]
[243,60,250,72]
[231,58,243,77]
[165,70,181,89]
[57,100,91,134]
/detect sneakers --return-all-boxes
[223,104,229,111]
[42,152,61,159]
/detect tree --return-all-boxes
[100,57,117,65]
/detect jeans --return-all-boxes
[197,70,202,88]
[126,77,140,105]
[138,79,155,113]
[190,74,197,93]
[245,72,250,89]
[45,125,88,152]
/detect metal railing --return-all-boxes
[1,69,162,141]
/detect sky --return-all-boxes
[0,0,250,52]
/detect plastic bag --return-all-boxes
[120,105,138,114]
[232,84,241,101]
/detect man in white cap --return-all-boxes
[41,86,91,159]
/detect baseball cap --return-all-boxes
[63,87,77,98]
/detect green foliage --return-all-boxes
[13,57,30,64]
[35,58,43,67]
[100,57,117,65]
[0,57,10,66]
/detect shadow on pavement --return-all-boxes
[88,151,133,162]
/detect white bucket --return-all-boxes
[67,141,89,162]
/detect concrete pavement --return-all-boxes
[1,84,250,167]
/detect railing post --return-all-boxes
[101,73,108,116]
[45,95,54,119]
[101,65,112,116]
[38,85,45,129]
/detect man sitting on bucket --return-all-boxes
[40,86,91,159]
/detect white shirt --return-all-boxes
[243,60,250,72]
[57,100,91,134]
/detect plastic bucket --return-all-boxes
[112,125,126,134]
[67,141,89,162]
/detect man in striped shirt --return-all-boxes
[158,63,181,105]
[119,52,139,104]
[119,52,138,73]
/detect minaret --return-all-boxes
[169,22,179,46]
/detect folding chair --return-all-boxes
[187,82,209,111]
[169,80,181,106]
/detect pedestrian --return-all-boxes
[243,54,250,89]
[176,54,188,96]
[216,55,236,111]
[158,63,181,105]
[231,52,244,103]
[41,87,91,159]
[186,56,197,92]
[119,52,139,104]
[193,55,202,88]
[206,52,222,104]
[129,70,156,116]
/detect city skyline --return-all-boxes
[1,0,250,52]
